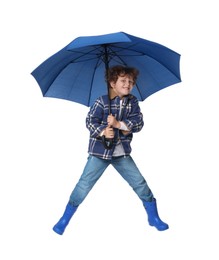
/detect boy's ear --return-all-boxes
[110,81,115,88]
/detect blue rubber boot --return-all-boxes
[143,198,169,231]
[53,202,78,235]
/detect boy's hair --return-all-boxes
[105,65,139,85]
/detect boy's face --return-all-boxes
[110,75,134,98]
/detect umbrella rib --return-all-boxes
[135,82,144,101]
[108,44,181,80]
[68,46,104,63]
[87,56,103,106]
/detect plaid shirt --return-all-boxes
[86,94,144,159]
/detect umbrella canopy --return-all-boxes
[31,31,181,107]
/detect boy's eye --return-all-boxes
[120,79,134,85]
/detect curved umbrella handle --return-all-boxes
[101,135,114,150]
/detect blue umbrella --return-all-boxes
[31,32,181,149]
[31,31,181,108]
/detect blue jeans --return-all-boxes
[69,155,153,206]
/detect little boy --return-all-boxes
[53,65,168,235]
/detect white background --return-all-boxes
[1,0,219,259]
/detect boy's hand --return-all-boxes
[121,130,130,135]
[107,114,121,128]
[103,126,115,138]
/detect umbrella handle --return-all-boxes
[101,135,114,150]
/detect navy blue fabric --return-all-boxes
[31,32,181,107]
[86,94,144,160]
